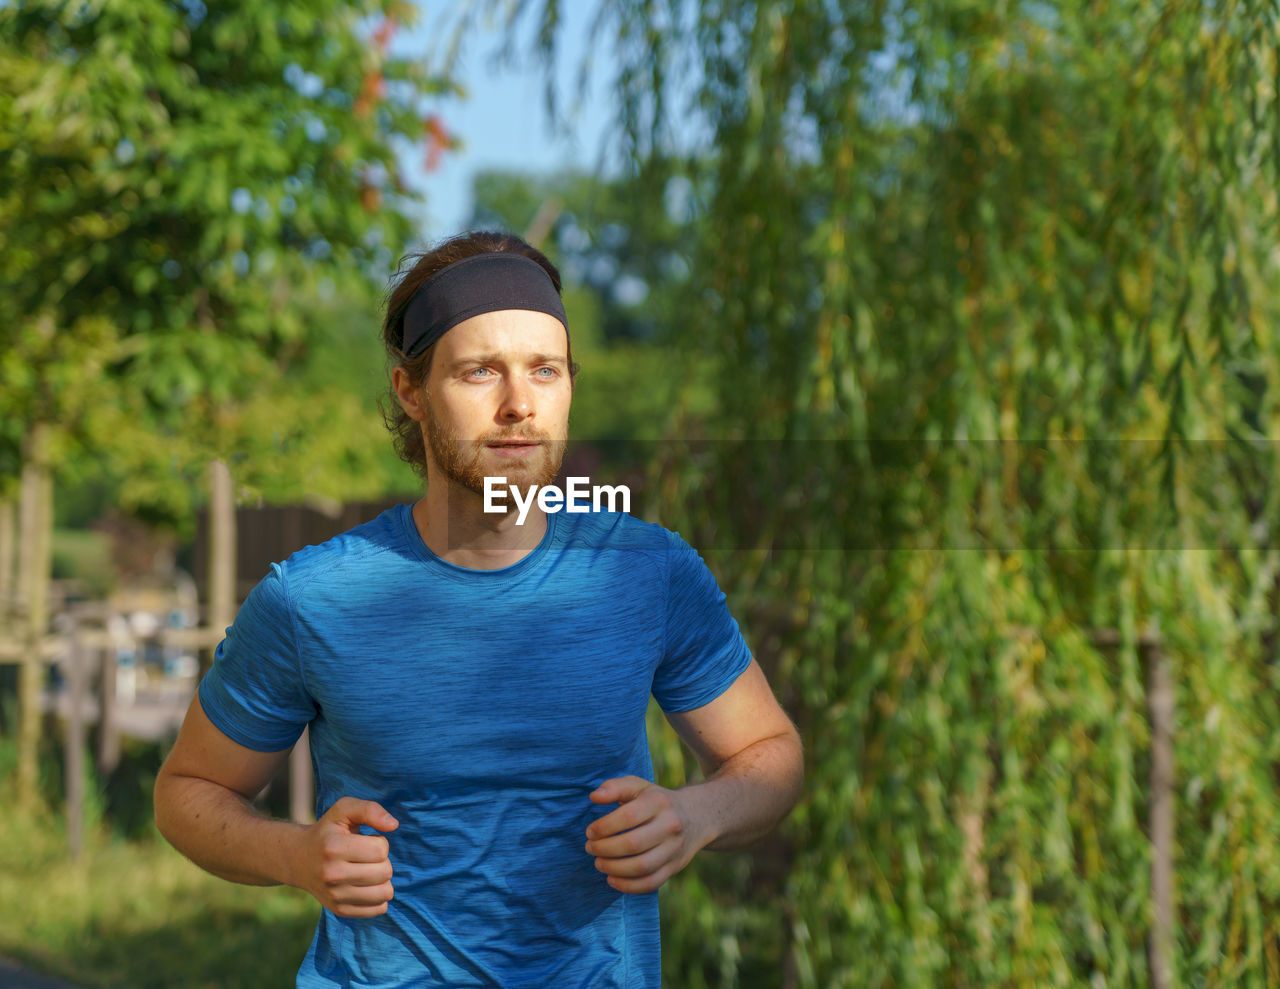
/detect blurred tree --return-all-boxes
[0,0,451,516]
[0,0,455,806]
[497,0,1280,984]
[470,168,693,343]
[467,167,715,441]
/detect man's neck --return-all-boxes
[411,478,547,571]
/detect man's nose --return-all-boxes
[498,377,533,422]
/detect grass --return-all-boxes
[0,787,318,987]
[0,707,717,987]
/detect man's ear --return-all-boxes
[392,366,427,423]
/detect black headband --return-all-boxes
[401,252,568,358]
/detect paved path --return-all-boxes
[0,957,79,988]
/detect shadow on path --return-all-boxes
[1,899,315,989]
[0,956,80,989]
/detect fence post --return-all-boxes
[97,640,120,776]
[64,614,86,861]
[204,459,236,678]
[0,495,14,623]
[290,727,314,825]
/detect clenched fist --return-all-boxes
[585,776,709,895]
[292,797,399,918]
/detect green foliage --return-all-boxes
[0,0,452,512]
[470,167,697,344]
[516,0,1280,984]
[468,168,717,442]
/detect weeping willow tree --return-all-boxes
[498,0,1280,984]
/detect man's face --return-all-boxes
[397,308,572,496]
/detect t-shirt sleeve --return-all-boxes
[651,529,753,713]
[198,563,316,752]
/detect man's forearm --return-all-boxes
[154,772,304,887]
[683,730,804,852]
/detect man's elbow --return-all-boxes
[152,769,173,841]
[152,763,187,846]
[746,724,805,811]
[780,725,804,809]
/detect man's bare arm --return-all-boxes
[154,694,399,917]
[585,659,804,892]
[664,659,803,850]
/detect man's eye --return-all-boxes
[535,367,558,378]
[467,368,492,379]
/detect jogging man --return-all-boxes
[154,230,804,987]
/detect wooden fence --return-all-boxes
[0,493,411,858]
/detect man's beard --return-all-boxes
[424,406,566,497]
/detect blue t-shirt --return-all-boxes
[199,504,752,988]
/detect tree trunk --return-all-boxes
[17,422,53,812]
[1147,638,1175,989]
[523,198,563,250]
[203,459,236,678]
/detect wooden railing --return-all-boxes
[1,606,314,859]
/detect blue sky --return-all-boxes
[397,4,616,240]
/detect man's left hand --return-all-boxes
[585,776,709,894]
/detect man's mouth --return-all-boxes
[484,438,544,458]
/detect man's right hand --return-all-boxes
[293,797,399,918]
